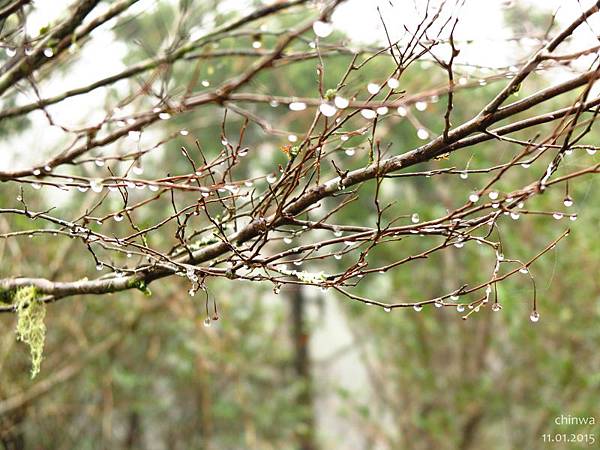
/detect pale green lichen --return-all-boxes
[14,286,46,378]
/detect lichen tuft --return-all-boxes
[14,286,46,378]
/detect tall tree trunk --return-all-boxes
[289,285,316,450]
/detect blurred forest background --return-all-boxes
[1,1,599,449]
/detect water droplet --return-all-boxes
[569,213,578,221]
[289,101,307,111]
[488,191,499,200]
[344,148,355,157]
[283,237,293,244]
[319,103,337,117]
[90,179,103,193]
[434,300,443,308]
[266,174,277,184]
[497,253,505,261]
[95,159,105,167]
[415,101,427,111]
[313,20,333,38]
[96,262,104,271]
[586,148,597,155]
[32,182,42,190]
[203,317,212,327]
[252,40,262,49]
[565,148,573,155]
[114,214,124,222]
[334,96,349,109]
[397,106,407,116]
[384,306,391,312]
[563,196,573,207]
[413,304,423,312]
[334,253,342,260]
[273,284,281,294]
[6,47,16,57]
[552,212,563,220]
[43,48,53,58]
[387,78,400,89]
[201,80,210,87]
[417,128,429,140]
[367,83,380,95]
[459,172,468,179]
[510,211,520,220]
[188,288,195,297]
[491,303,502,312]
[454,240,464,248]
[469,193,479,203]
[360,109,377,119]
[132,165,144,175]
[521,162,531,169]
[33,168,41,176]
[456,304,465,312]
[376,106,388,115]
[519,267,528,274]
[530,311,540,322]
[411,213,420,223]
[288,134,298,143]
[149,184,159,192]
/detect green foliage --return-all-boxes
[14,286,46,378]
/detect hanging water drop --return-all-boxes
[468,193,479,203]
[456,304,465,312]
[552,212,563,220]
[413,304,423,312]
[360,109,377,119]
[203,317,212,327]
[397,106,408,117]
[114,214,124,222]
[491,303,502,312]
[289,101,307,111]
[417,128,429,140]
[90,179,103,193]
[563,196,573,207]
[387,78,400,89]
[334,96,349,109]
[345,148,355,156]
[312,20,333,38]
[384,306,391,312]
[96,262,104,271]
[266,174,277,184]
[319,103,337,117]
[367,83,380,95]
[415,101,427,111]
[488,191,499,200]
[411,213,420,223]
[530,311,540,322]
